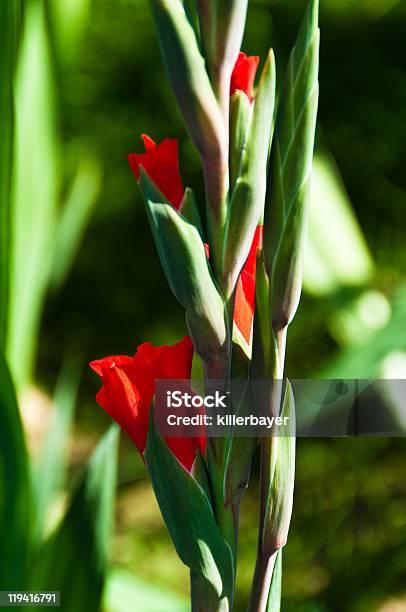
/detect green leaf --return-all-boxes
[32,357,80,544]
[196,0,248,102]
[0,0,22,349]
[251,253,278,380]
[150,0,224,162]
[229,90,252,188]
[270,180,309,330]
[266,550,282,612]
[7,0,59,389]
[145,412,235,609]
[49,155,101,291]
[223,50,276,297]
[0,350,31,590]
[303,152,374,296]
[264,0,319,326]
[47,0,92,65]
[179,187,204,239]
[104,568,189,612]
[224,381,257,508]
[30,426,119,610]
[262,382,296,554]
[139,170,227,366]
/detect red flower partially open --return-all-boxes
[128,134,184,209]
[233,226,263,352]
[90,336,205,471]
[230,52,260,103]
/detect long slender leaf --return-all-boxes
[7,0,59,389]
[139,170,227,366]
[264,0,319,328]
[32,357,80,543]
[223,50,276,296]
[49,156,101,291]
[0,350,31,590]
[30,426,119,611]
[145,413,235,609]
[0,0,22,349]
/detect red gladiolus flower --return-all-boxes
[230,52,260,103]
[234,226,263,352]
[90,336,205,471]
[128,134,184,209]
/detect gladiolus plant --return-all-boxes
[91,0,319,609]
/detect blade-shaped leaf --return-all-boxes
[264,0,319,327]
[150,0,224,163]
[224,381,257,508]
[139,170,227,366]
[32,357,80,543]
[104,569,189,612]
[223,50,276,297]
[30,426,119,610]
[7,0,59,389]
[0,350,31,590]
[179,187,204,239]
[145,412,235,608]
[49,155,101,291]
[0,0,22,349]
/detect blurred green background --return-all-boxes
[2,0,406,610]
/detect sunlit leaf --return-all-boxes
[7,0,59,389]
[30,426,119,610]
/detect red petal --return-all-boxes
[128,135,184,209]
[141,133,156,151]
[233,226,263,348]
[230,52,260,103]
[90,336,203,471]
[94,362,149,454]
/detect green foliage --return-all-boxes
[49,156,102,292]
[197,0,248,99]
[224,50,276,296]
[32,358,80,543]
[0,351,30,590]
[4,0,100,391]
[30,426,119,611]
[145,413,235,610]
[262,383,296,554]
[264,0,319,330]
[139,170,227,365]
[229,91,252,188]
[179,188,204,239]
[150,0,224,161]
[0,0,22,349]
[7,0,59,389]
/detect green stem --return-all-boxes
[247,550,278,612]
[204,290,239,564]
[249,328,287,610]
